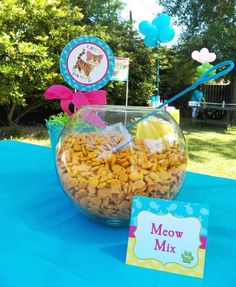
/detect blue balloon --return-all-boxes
[139,20,152,35]
[139,14,174,46]
[147,24,159,41]
[159,26,175,43]
[144,36,158,48]
[152,13,171,28]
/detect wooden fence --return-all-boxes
[202,84,231,103]
[191,84,235,123]
[168,84,233,118]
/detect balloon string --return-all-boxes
[157,45,160,96]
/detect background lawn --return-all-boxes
[181,120,236,179]
[1,120,236,179]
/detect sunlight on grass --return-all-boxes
[15,137,50,147]
[0,126,50,147]
[182,123,236,179]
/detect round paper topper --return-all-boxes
[60,36,115,91]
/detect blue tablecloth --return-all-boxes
[0,140,236,287]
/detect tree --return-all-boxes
[0,0,84,126]
[162,0,236,101]
[162,0,235,57]
[106,26,157,106]
[0,0,158,126]
[75,0,124,25]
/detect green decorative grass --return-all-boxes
[1,120,236,179]
[47,112,69,126]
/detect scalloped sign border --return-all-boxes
[126,196,209,278]
[60,36,115,91]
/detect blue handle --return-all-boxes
[158,60,234,109]
[195,60,235,86]
[127,60,235,129]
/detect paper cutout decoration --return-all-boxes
[60,36,115,91]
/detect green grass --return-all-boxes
[1,121,236,179]
[181,120,236,179]
[0,125,50,147]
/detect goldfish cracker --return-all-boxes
[56,131,187,220]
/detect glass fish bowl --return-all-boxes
[56,105,188,226]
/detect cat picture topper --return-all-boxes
[60,36,115,91]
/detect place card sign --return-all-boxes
[126,196,209,278]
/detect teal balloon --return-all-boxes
[152,13,171,28]
[147,25,159,41]
[139,20,152,35]
[144,36,158,48]
[159,26,175,43]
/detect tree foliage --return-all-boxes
[0,0,85,125]
[163,1,235,44]
[162,2,235,78]
[0,0,157,126]
[161,0,236,103]
[1,0,235,126]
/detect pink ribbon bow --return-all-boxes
[44,85,107,128]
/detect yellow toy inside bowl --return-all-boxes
[136,118,174,139]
